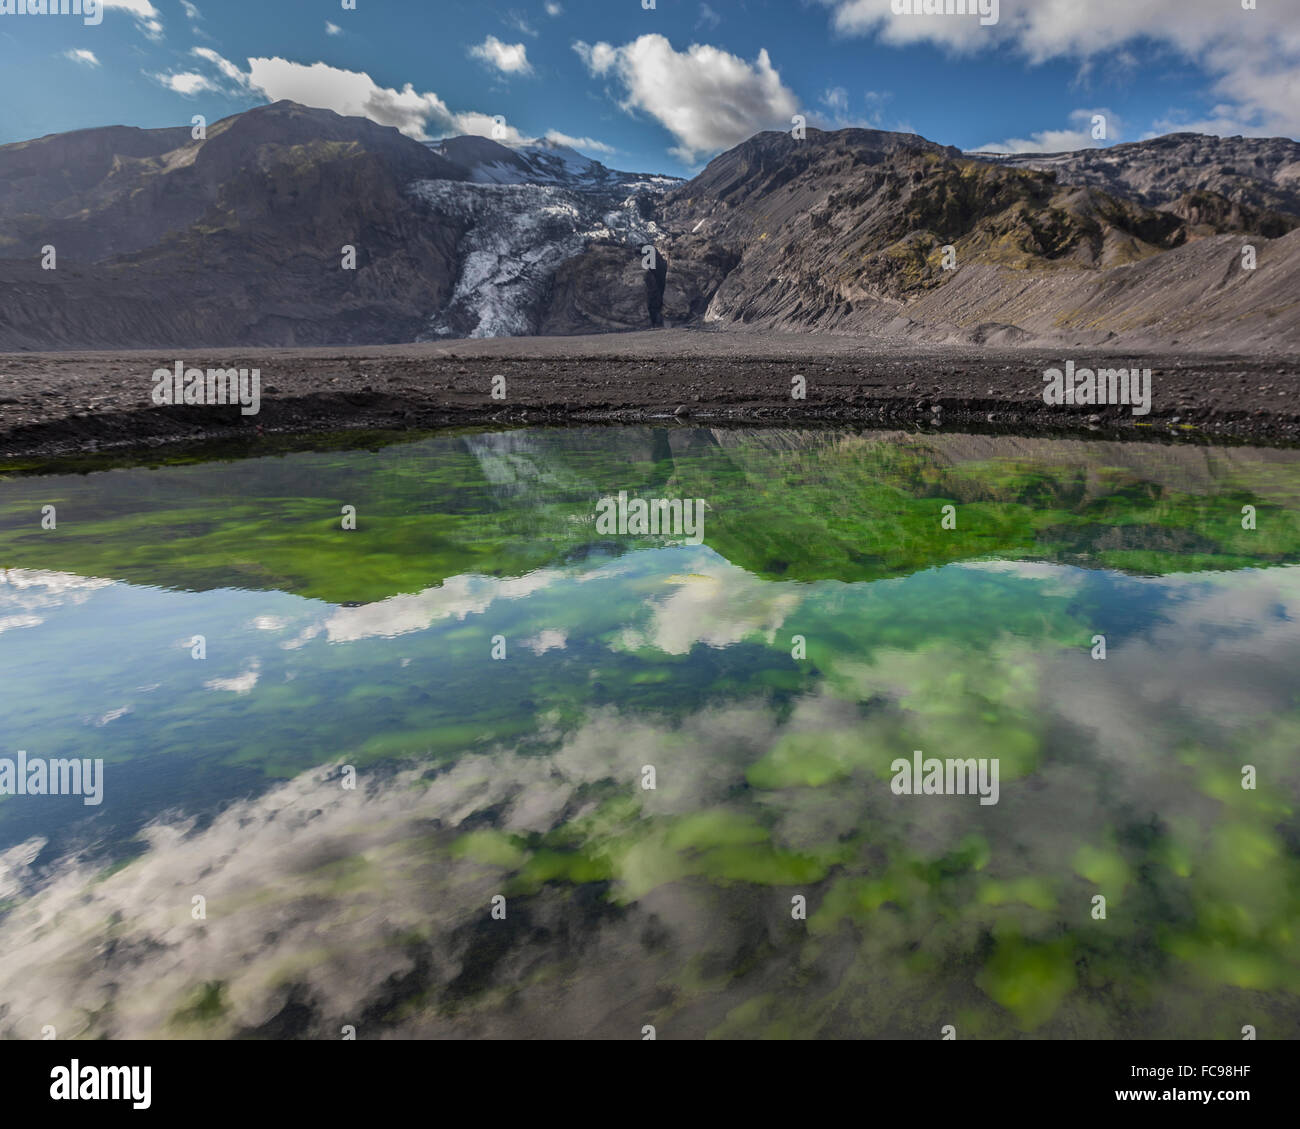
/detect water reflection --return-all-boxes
[0,428,1298,1038]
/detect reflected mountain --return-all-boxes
[2,428,1299,602]
[0,427,1298,1038]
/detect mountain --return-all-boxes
[975,133,1300,221]
[0,104,1297,351]
[0,104,680,348]
[0,101,471,348]
[604,127,1300,349]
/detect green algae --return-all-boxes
[1,426,1299,1038]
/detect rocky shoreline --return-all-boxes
[1,331,1297,460]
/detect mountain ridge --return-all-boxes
[1,102,1297,351]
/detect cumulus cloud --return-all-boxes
[822,0,1300,138]
[0,570,113,609]
[6,563,1295,1038]
[152,71,215,96]
[325,20,342,36]
[574,33,799,163]
[242,58,456,138]
[615,558,804,656]
[469,35,533,76]
[63,49,99,67]
[319,572,557,643]
[971,108,1120,154]
[205,671,259,694]
[521,629,567,655]
[181,52,531,143]
[191,46,249,88]
[545,1,563,15]
[204,660,260,694]
[103,0,163,40]
[445,111,528,146]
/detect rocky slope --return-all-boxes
[977,133,1300,219]
[610,128,1300,350]
[0,103,679,349]
[0,106,1297,351]
[0,102,473,348]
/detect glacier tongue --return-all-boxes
[408,177,669,339]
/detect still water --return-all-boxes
[1,426,1298,1039]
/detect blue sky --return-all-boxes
[1,0,1296,175]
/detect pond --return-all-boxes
[1,426,1298,1039]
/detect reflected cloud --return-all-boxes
[204,661,261,694]
[0,562,1293,1038]
[0,614,43,634]
[320,570,560,643]
[0,569,113,615]
[616,559,804,655]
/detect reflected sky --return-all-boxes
[0,428,1298,1039]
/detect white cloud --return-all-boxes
[820,86,849,115]
[823,0,1300,138]
[616,560,804,656]
[574,34,799,163]
[0,570,113,603]
[153,71,215,96]
[204,667,260,694]
[470,35,533,76]
[971,108,1121,154]
[103,0,163,40]
[811,86,897,131]
[181,53,538,144]
[94,705,131,727]
[191,46,249,88]
[180,0,200,20]
[505,11,538,38]
[544,129,616,154]
[63,48,99,67]
[521,629,567,655]
[0,614,43,635]
[321,573,557,643]
[239,57,515,141]
[325,21,342,36]
[545,1,563,15]
[697,3,721,29]
[445,111,527,145]
[237,58,457,139]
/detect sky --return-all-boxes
[0,0,1297,176]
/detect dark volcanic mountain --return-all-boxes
[0,102,470,348]
[621,127,1300,349]
[0,104,1297,351]
[977,133,1300,220]
[0,102,676,348]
